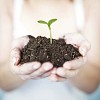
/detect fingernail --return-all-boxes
[51,68,56,74]
[57,68,65,76]
[13,57,17,65]
[51,76,57,81]
[43,63,53,71]
[44,65,52,71]
[80,49,86,56]
[63,63,71,69]
[33,63,40,69]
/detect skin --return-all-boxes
[0,0,100,93]
[0,0,25,91]
[11,33,90,81]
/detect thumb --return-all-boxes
[11,48,20,65]
[79,40,91,56]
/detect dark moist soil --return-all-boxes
[20,35,82,67]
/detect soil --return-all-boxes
[20,35,82,67]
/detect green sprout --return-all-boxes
[37,18,57,44]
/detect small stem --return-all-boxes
[49,29,52,44]
[48,26,52,44]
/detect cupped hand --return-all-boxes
[10,36,53,80]
[49,33,91,82]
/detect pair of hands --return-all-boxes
[10,33,90,82]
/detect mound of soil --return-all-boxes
[20,35,82,67]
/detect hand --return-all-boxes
[10,36,53,80]
[49,33,91,82]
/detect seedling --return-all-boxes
[37,18,57,44]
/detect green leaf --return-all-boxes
[37,20,48,24]
[48,19,57,27]
[37,18,57,44]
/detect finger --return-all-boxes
[51,68,57,74]
[56,67,79,78]
[29,62,53,78]
[31,71,52,79]
[29,69,52,80]
[11,61,41,75]
[49,74,65,82]
[40,71,51,78]
[63,33,84,45]
[19,74,42,80]
[79,40,91,56]
[63,57,87,70]
[19,74,40,80]
[12,36,29,49]
[11,48,21,65]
